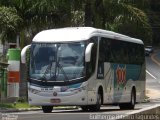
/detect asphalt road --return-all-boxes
[146,56,160,79]
[146,50,160,102]
[1,103,158,120]
[2,50,160,120]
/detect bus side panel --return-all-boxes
[87,74,98,105]
[89,62,145,105]
[109,63,145,103]
[103,63,114,104]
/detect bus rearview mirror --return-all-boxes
[85,43,94,62]
[21,45,31,63]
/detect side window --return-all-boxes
[98,38,105,79]
[99,37,144,65]
[111,40,122,63]
[140,45,145,64]
[99,37,112,62]
[99,38,105,62]
[136,44,145,64]
[110,40,129,64]
[128,42,135,64]
[123,42,129,64]
[128,43,144,65]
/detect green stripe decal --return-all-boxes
[8,49,21,61]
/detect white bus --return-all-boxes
[21,27,146,113]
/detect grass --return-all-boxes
[0,102,40,109]
[0,102,78,110]
[142,96,150,103]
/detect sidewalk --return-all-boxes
[146,88,160,100]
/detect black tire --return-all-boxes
[42,106,53,113]
[81,106,90,112]
[89,92,102,111]
[119,90,136,110]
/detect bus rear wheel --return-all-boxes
[42,106,53,113]
[119,89,136,110]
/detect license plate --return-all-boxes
[50,99,61,103]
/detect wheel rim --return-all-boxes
[131,92,135,106]
[97,94,102,106]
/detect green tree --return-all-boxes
[1,0,74,47]
[0,6,22,44]
[105,0,152,43]
[147,0,160,45]
[0,0,153,45]
[83,0,152,43]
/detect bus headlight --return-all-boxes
[29,88,41,94]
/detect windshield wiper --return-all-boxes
[40,65,51,82]
[40,61,55,82]
[57,62,69,81]
[40,61,68,82]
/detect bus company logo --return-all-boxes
[116,65,126,85]
[53,91,57,96]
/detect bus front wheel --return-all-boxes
[81,106,90,111]
[89,92,102,111]
[42,106,53,113]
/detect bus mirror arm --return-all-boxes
[85,43,94,62]
[21,45,31,64]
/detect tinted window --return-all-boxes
[99,37,144,64]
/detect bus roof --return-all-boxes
[32,27,143,44]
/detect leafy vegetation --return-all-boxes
[147,0,160,45]
[0,102,39,109]
[0,6,22,44]
[0,0,159,46]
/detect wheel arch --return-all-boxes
[132,86,136,101]
[98,85,104,105]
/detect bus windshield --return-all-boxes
[30,42,86,82]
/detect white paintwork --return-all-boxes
[28,82,88,106]
[85,43,94,62]
[21,44,31,63]
[32,27,143,44]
